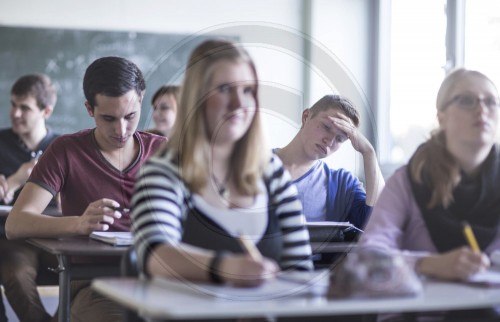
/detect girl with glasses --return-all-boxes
[360,68,500,319]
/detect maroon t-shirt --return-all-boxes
[29,129,165,231]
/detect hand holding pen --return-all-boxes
[76,199,125,235]
[462,222,480,253]
[237,234,263,261]
[463,221,491,265]
[238,234,315,286]
[205,234,278,287]
[3,154,41,203]
[0,175,8,203]
[414,222,490,280]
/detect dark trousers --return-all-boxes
[0,239,57,322]
[50,280,124,322]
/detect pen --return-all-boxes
[463,222,480,253]
[31,150,43,160]
[237,234,263,261]
[111,206,130,213]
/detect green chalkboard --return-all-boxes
[0,26,215,134]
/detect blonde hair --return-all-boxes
[163,39,269,195]
[410,68,498,208]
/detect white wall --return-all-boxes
[309,0,374,174]
[0,0,374,176]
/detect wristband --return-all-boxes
[208,251,227,284]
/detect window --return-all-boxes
[388,0,447,166]
[464,0,500,87]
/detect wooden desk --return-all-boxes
[28,237,127,322]
[92,275,500,321]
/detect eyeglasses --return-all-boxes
[444,94,500,110]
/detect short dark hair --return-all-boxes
[11,74,57,110]
[83,56,146,108]
[309,95,360,127]
[151,85,181,106]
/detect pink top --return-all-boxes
[359,166,500,267]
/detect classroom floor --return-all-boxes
[2,286,58,321]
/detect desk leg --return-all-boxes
[57,255,71,322]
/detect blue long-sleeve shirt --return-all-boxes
[293,160,372,229]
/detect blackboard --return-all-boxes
[0,26,216,134]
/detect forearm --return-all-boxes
[415,256,437,277]
[6,182,81,239]
[362,148,385,206]
[147,243,214,282]
[414,248,490,280]
[5,160,37,203]
[6,210,81,239]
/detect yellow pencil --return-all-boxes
[237,234,263,261]
[463,222,480,253]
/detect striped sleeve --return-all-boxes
[130,155,186,274]
[265,155,314,271]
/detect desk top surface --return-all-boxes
[92,275,500,319]
[27,236,128,256]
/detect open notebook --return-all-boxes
[90,231,133,246]
[467,269,500,287]
[464,250,500,287]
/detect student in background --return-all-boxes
[0,74,58,205]
[360,68,498,283]
[146,85,180,136]
[131,39,313,288]
[6,56,165,322]
[276,95,384,230]
[0,74,58,322]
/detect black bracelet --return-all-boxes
[208,251,227,284]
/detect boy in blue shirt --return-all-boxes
[276,95,384,230]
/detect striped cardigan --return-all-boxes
[131,152,314,274]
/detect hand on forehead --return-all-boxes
[319,109,355,127]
